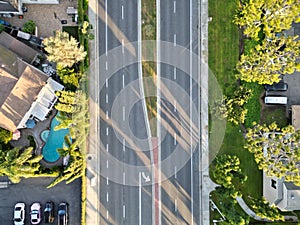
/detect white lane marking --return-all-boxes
[106,143,108,152]
[122,39,124,54]
[106,94,108,103]
[123,172,125,185]
[123,138,125,151]
[139,172,142,225]
[174,166,177,179]
[106,127,109,136]
[173,34,176,46]
[106,160,108,168]
[173,67,176,80]
[121,5,124,20]
[123,106,125,121]
[123,205,126,218]
[106,210,109,219]
[174,101,177,112]
[106,111,108,119]
[105,0,107,55]
[175,199,177,212]
[106,78,108,87]
[106,61,108,70]
[174,133,177,145]
[190,0,194,223]
[106,176,109,185]
[173,1,176,13]
[106,192,109,202]
[122,73,125,88]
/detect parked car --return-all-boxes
[13,202,25,225]
[264,96,287,105]
[265,82,288,91]
[30,202,42,224]
[44,201,54,223]
[58,202,68,225]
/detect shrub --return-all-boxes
[22,20,36,34]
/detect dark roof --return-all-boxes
[0,0,18,12]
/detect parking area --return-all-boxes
[0,177,81,225]
[2,0,78,37]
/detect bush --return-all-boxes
[22,20,36,34]
[0,24,4,33]
[0,128,12,144]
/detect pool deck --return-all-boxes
[10,109,63,167]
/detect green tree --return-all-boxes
[22,20,36,34]
[55,90,77,113]
[211,86,252,125]
[250,197,284,221]
[234,0,300,40]
[0,128,12,144]
[0,147,43,183]
[56,65,80,91]
[245,122,300,185]
[43,30,87,68]
[237,35,300,84]
[212,154,247,189]
[0,24,4,33]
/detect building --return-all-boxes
[263,172,300,211]
[0,32,63,132]
[0,0,22,15]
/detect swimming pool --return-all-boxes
[42,115,69,163]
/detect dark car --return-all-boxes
[265,82,288,91]
[44,201,54,223]
[58,202,68,225]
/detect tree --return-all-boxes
[43,30,87,68]
[22,20,36,34]
[0,147,43,183]
[56,65,80,91]
[237,35,300,84]
[212,154,247,189]
[0,24,4,33]
[0,128,12,144]
[245,122,300,185]
[250,197,284,221]
[234,0,300,40]
[55,90,77,113]
[211,86,252,125]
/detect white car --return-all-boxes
[30,202,42,224]
[13,203,25,225]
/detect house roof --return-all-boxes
[0,44,48,132]
[292,105,300,131]
[0,32,39,64]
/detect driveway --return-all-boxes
[0,177,81,225]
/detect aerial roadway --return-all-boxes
[88,0,210,224]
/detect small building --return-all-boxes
[263,172,300,211]
[0,32,63,132]
[291,105,300,131]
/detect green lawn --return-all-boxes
[208,0,262,205]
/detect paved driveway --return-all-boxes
[0,177,81,225]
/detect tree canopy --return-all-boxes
[234,0,300,40]
[245,122,300,185]
[237,35,300,84]
[43,30,87,68]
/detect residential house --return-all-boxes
[0,32,63,132]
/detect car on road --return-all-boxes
[30,202,42,224]
[58,202,68,225]
[13,202,25,225]
[265,82,288,91]
[44,201,54,223]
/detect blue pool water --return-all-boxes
[42,116,69,163]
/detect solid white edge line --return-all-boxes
[139,172,142,225]
[105,0,108,56]
[157,0,162,224]
[190,0,194,224]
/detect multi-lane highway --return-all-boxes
[158,0,201,224]
[88,0,210,224]
[97,0,152,224]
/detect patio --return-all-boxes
[10,109,63,167]
[4,0,78,37]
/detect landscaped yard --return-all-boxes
[208,0,263,221]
